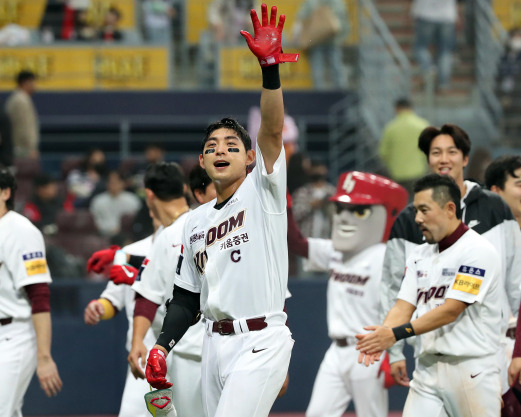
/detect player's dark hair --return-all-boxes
[414,174,462,219]
[144,162,185,201]
[484,155,521,190]
[16,70,36,86]
[0,166,17,210]
[418,124,471,158]
[201,118,252,152]
[189,165,212,195]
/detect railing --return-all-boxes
[474,0,508,136]
[328,0,411,178]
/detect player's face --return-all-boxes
[331,203,386,253]
[199,128,255,188]
[494,168,521,220]
[427,135,469,182]
[414,189,452,243]
[0,187,9,214]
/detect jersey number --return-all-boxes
[194,249,208,274]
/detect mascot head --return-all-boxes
[330,171,408,253]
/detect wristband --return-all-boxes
[392,322,415,341]
[262,65,281,90]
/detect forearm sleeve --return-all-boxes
[156,285,200,353]
[25,283,50,314]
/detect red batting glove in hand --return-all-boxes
[109,264,138,286]
[240,3,299,67]
[146,348,172,389]
[86,245,120,273]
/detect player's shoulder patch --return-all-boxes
[452,265,485,295]
[23,251,47,276]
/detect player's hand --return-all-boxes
[109,264,138,285]
[357,350,382,367]
[128,340,148,379]
[146,347,173,390]
[355,325,396,354]
[240,3,298,67]
[508,357,521,387]
[84,299,104,325]
[390,360,410,387]
[86,245,120,273]
[37,356,63,397]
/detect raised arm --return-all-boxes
[240,4,298,173]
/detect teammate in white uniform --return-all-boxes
[144,5,298,417]
[0,168,62,417]
[84,231,160,417]
[301,172,407,417]
[357,174,503,417]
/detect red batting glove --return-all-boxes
[240,3,299,67]
[146,348,172,390]
[109,264,138,286]
[86,245,120,273]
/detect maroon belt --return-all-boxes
[334,337,357,347]
[212,317,267,335]
[507,328,516,340]
[0,317,13,326]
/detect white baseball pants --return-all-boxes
[305,341,388,417]
[201,323,293,417]
[404,353,501,417]
[0,320,37,417]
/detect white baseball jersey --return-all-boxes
[132,212,204,358]
[306,239,385,338]
[0,210,51,417]
[175,144,288,322]
[100,234,157,352]
[0,211,52,320]
[398,228,502,357]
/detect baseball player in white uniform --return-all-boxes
[84,231,160,417]
[357,174,503,417]
[301,172,408,417]
[144,5,298,417]
[0,168,62,417]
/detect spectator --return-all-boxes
[292,159,336,239]
[142,0,175,43]
[498,28,521,93]
[485,155,521,229]
[98,6,122,42]
[125,143,166,195]
[207,0,255,44]
[248,106,299,165]
[90,170,141,238]
[0,100,13,169]
[411,0,461,91]
[5,70,39,160]
[379,98,429,196]
[293,0,349,89]
[287,152,310,195]
[66,148,107,208]
[23,174,73,236]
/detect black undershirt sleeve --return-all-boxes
[128,255,146,269]
[156,285,200,353]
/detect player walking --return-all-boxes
[145,4,298,417]
[0,167,62,416]
[298,172,408,417]
[357,174,503,417]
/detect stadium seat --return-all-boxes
[56,210,97,234]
